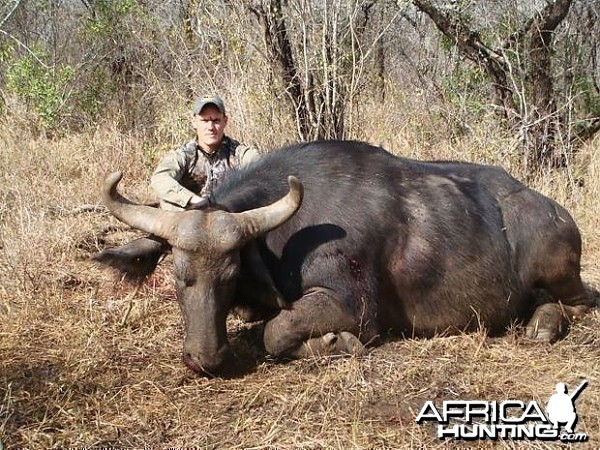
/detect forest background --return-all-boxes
[1,0,599,448]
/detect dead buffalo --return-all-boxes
[100,140,592,375]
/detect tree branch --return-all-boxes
[573,117,600,145]
[411,0,518,120]
[0,0,20,30]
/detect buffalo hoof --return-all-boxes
[338,331,366,356]
[321,331,365,356]
[525,326,558,342]
[525,303,566,343]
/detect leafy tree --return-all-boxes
[5,47,73,129]
[412,0,600,173]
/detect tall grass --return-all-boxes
[1,98,599,448]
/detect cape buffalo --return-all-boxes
[100,140,592,375]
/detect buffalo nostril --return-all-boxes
[183,350,227,377]
[183,353,200,372]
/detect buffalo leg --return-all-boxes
[526,275,592,342]
[263,287,371,358]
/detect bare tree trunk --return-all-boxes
[247,0,312,140]
[247,0,377,141]
[522,0,572,171]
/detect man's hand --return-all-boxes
[187,195,209,210]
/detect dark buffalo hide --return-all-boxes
[100,140,592,375]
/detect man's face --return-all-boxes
[192,105,228,153]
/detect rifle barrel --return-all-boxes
[569,380,588,401]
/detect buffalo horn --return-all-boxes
[102,171,182,240]
[232,176,303,241]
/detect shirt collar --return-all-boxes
[197,136,231,159]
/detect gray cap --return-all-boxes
[193,96,226,115]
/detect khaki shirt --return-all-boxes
[150,136,260,210]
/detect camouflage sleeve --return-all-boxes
[237,144,261,168]
[150,146,196,209]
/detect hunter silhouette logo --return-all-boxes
[416,380,589,442]
[546,380,587,434]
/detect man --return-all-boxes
[93,95,260,278]
[151,96,259,210]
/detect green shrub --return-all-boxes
[5,48,74,130]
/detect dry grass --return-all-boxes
[1,114,599,449]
